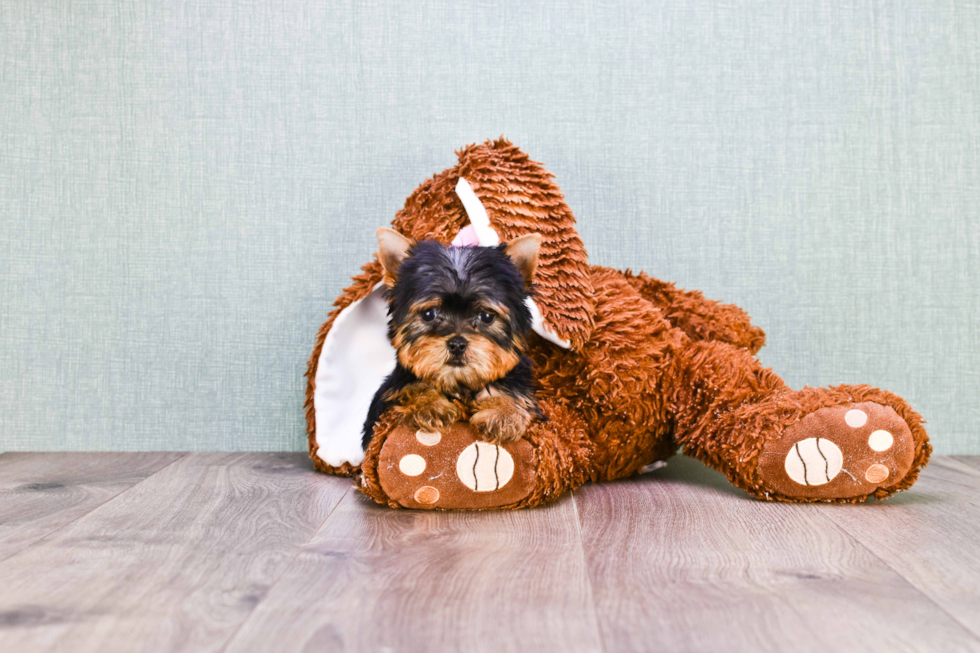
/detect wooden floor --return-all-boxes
[0,454,978,653]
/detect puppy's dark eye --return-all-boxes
[421,308,438,322]
[478,311,496,325]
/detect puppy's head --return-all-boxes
[376,228,540,392]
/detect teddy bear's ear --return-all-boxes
[504,233,542,285]
[376,227,414,286]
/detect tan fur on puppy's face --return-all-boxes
[390,295,524,393]
[396,331,521,394]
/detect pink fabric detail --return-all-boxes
[451,224,480,247]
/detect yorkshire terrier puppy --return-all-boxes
[362,227,543,449]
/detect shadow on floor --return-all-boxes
[615,455,752,500]
[604,455,945,506]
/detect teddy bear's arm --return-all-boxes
[618,269,766,354]
[358,399,595,509]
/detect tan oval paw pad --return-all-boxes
[868,430,893,452]
[398,454,426,476]
[865,464,890,484]
[414,486,440,504]
[416,430,442,446]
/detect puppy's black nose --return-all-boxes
[447,336,468,356]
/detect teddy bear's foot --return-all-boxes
[757,400,917,500]
[374,422,537,509]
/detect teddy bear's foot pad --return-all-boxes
[758,402,915,500]
[377,423,536,509]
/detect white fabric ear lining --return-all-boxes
[526,298,570,348]
[313,283,395,466]
[455,178,500,246]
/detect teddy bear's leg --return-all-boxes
[358,400,594,510]
[619,269,766,354]
[668,338,930,502]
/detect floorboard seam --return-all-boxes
[813,505,980,646]
[0,452,190,566]
[571,491,609,653]
[215,482,352,653]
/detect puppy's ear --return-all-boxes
[504,233,542,285]
[376,227,414,285]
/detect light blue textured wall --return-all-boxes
[1,1,977,454]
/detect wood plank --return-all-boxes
[577,456,980,653]
[0,453,349,653]
[952,455,980,472]
[0,452,183,562]
[222,491,604,653]
[815,455,980,640]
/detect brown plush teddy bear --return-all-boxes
[305,138,930,509]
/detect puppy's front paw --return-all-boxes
[470,396,532,444]
[395,386,464,432]
[410,403,462,433]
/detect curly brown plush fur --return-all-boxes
[306,138,931,507]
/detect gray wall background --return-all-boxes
[1,1,978,454]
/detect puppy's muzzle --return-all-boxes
[447,336,468,361]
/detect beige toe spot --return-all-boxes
[399,454,426,477]
[414,486,440,504]
[415,430,442,446]
[868,430,894,452]
[866,464,890,484]
[845,409,868,428]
